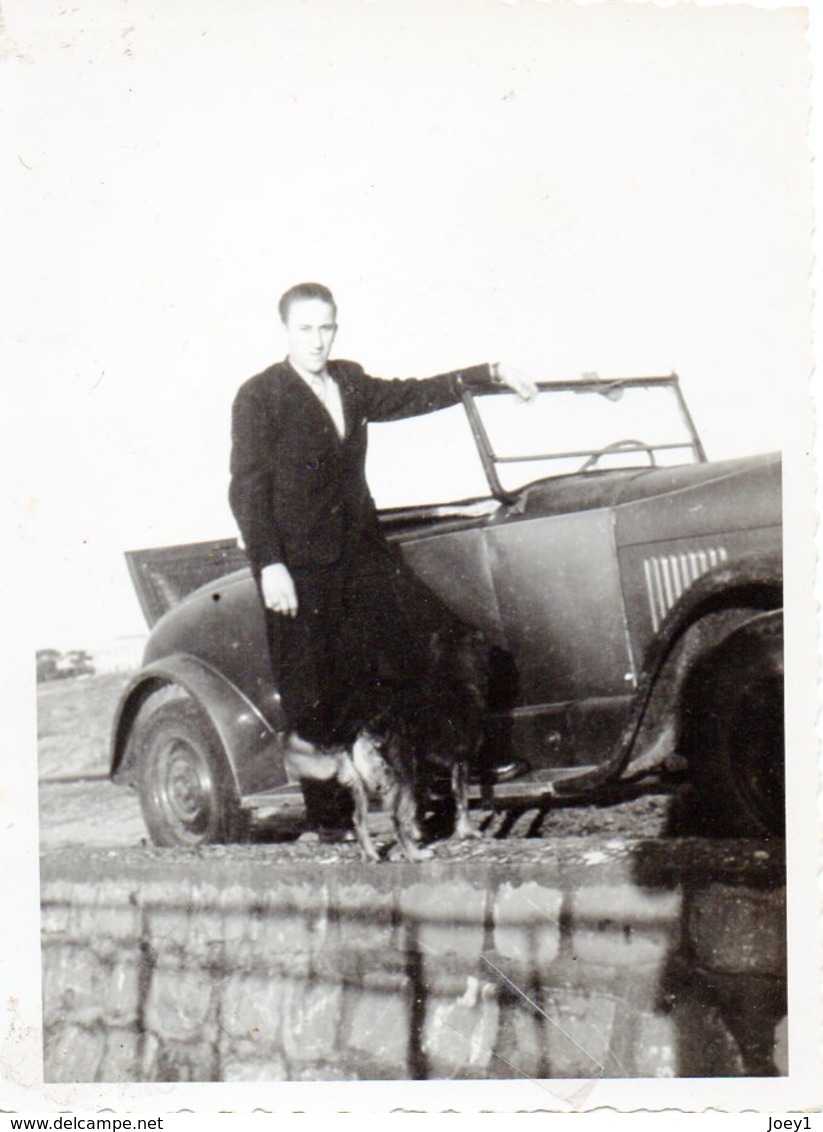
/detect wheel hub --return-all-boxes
[163,740,211,825]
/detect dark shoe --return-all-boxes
[473,760,531,785]
[316,826,357,844]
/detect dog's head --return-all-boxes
[427,625,489,699]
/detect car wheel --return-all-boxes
[681,610,784,837]
[134,687,245,846]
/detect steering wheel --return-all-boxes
[580,438,656,472]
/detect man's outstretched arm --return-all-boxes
[354,361,537,423]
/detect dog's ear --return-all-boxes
[338,680,396,736]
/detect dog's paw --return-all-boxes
[389,842,435,863]
[456,821,483,841]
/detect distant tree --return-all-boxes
[36,649,62,683]
[37,648,96,682]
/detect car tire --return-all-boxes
[680,610,784,837]
[134,687,246,846]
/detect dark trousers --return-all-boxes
[264,533,462,827]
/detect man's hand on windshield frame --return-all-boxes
[492,362,539,402]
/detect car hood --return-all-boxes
[510,452,781,526]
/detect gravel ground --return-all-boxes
[38,769,691,858]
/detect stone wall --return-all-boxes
[40,841,787,1082]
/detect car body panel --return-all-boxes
[484,509,631,702]
[614,453,781,548]
[142,571,282,730]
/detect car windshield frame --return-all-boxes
[461,374,707,502]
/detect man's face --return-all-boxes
[284,298,338,375]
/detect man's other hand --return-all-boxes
[494,362,538,402]
[261,563,298,616]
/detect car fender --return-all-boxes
[110,653,288,798]
[550,549,782,795]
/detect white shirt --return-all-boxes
[300,370,346,438]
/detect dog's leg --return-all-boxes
[389,782,434,862]
[453,759,481,841]
[339,755,381,863]
[407,808,424,844]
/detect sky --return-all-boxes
[2,0,815,653]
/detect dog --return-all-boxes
[345,625,488,862]
[282,625,488,863]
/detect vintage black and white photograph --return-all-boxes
[3,0,821,1114]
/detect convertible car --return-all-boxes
[110,376,783,845]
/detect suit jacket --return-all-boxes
[229,357,493,574]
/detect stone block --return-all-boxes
[41,945,74,1026]
[422,977,500,1076]
[400,880,485,958]
[234,904,315,958]
[334,882,396,952]
[68,886,140,944]
[688,885,786,975]
[145,961,216,1043]
[41,944,113,1028]
[493,881,563,966]
[104,955,142,1028]
[570,925,671,971]
[221,909,257,954]
[282,977,343,1063]
[493,993,552,1079]
[147,903,192,957]
[97,1027,141,1082]
[44,1023,105,1083]
[668,997,746,1077]
[570,884,680,971]
[40,880,79,920]
[220,972,291,1042]
[219,1039,289,1082]
[154,1038,218,1082]
[344,977,410,1070]
[139,1032,161,1081]
[631,1012,678,1078]
[574,884,681,925]
[41,900,71,937]
[221,1056,290,1082]
[572,878,683,968]
[542,990,617,1078]
[179,909,226,966]
[249,882,331,955]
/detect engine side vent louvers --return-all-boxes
[643,546,728,631]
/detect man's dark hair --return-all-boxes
[278,282,337,323]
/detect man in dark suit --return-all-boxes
[230,282,535,837]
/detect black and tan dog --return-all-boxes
[284,627,488,862]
